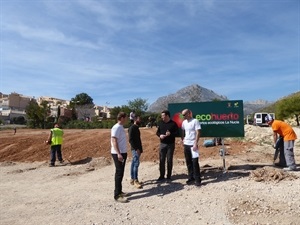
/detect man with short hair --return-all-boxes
[181,109,201,186]
[46,124,64,167]
[156,110,178,182]
[265,114,297,171]
[111,112,129,203]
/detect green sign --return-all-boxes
[168,100,244,137]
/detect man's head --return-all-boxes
[134,115,141,126]
[265,114,274,124]
[54,124,60,128]
[117,112,127,124]
[181,109,192,119]
[161,110,170,123]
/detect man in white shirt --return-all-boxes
[111,112,129,202]
[181,109,201,186]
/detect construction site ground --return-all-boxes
[0,125,299,225]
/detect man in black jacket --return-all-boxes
[156,110,179,182]
[128,115,143,188]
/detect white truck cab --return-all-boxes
[254,112,275,126]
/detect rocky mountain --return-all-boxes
[148,84,273,115]
[243,100,273,116]
[148,84,228,112]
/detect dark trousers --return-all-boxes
[50,145,63,165]
[159,143,175,178]
[275,137,286,166]
[112,153,127,199]
[184,145,201,182]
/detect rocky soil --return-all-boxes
[0,125,299,225]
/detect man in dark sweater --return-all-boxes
[128,115,143,188]
[156,110,179,182]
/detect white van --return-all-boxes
[254,112,275,126]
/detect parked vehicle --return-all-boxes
[254,112,275,126]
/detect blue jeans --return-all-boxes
[131,150,140,180]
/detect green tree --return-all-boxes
[110,105,131,119]
[69,93,94,120]
[70,93,94,106]
[26,100,41,128]
[127,98,149,116]
[12,116,26,124]
[26,99,50,128]
[40,100,51,128]
[276,95,300,123]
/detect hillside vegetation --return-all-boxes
[259,92,300,119]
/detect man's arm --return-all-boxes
[273,132,278,146]
[181,128,185,142]
[193,129,201,149]
[46,131,52,144]
[129,126,139,150]
[156,123,161,137]
[170,122,179,137]
[111,137,123,162]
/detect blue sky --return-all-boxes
[1,0,299,107]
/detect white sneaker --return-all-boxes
[283,166,296,171]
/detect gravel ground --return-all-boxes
[1,125,299,225]
[0,157,299,225]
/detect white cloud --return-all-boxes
[1,0,299,106]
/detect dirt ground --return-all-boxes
[0,125,300,225]
[0,127,255,163]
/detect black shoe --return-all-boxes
[195,180,201,186]
[186,178,195,185]
[274,163,287,168]
[166,177,172,183]
[157,176,165,182]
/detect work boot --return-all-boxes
[134,180,142,189]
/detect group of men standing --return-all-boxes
[111,109,203,203]
[45,109,298,204]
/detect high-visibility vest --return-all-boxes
[51,128,63,145]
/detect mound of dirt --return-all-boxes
[250,167,298,182]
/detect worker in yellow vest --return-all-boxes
[46,124,64,167]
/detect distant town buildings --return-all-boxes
[0,92,111,124]
[0,92,32,123]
